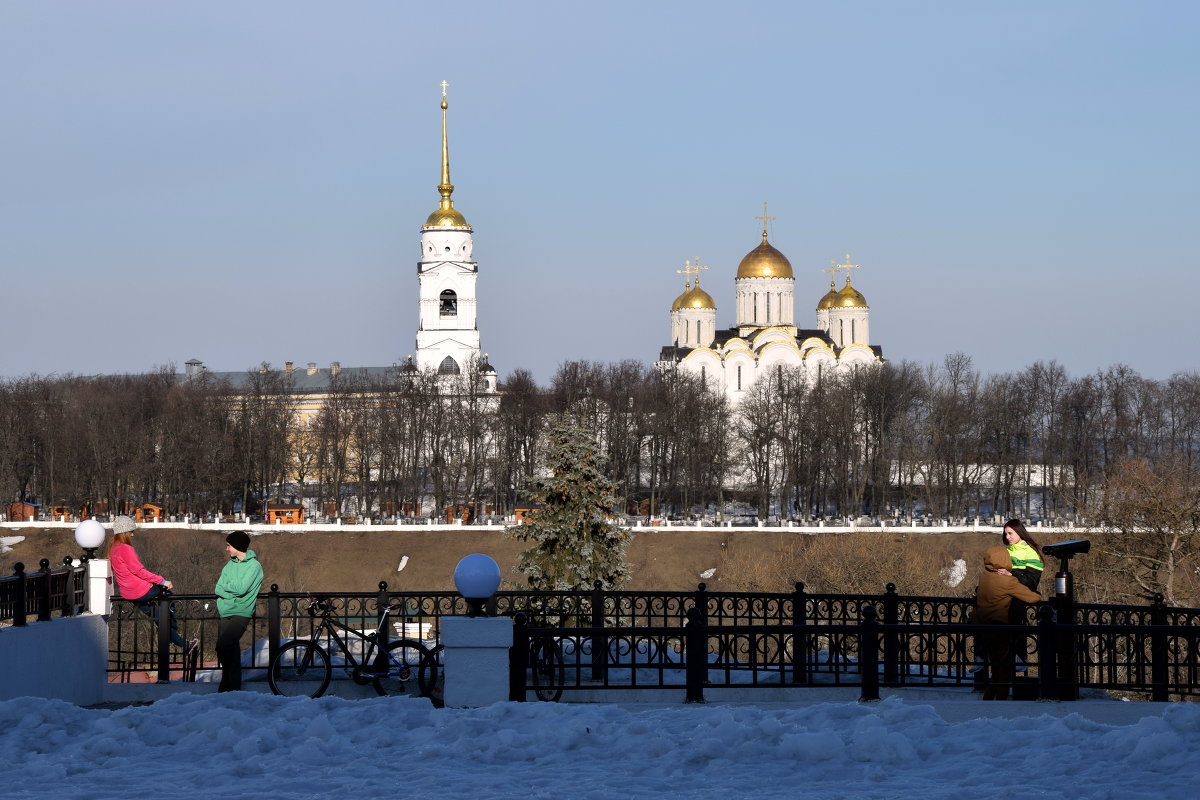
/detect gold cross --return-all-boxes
[755,201,775,236]
[836,253,861,281]
[676,258,697,290]
[440,80,448,98]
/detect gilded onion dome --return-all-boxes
[834,276,868,308]
[422,90,472,231]
[817,279,839,310]
[736,231,794,279]
[672,280,716,311]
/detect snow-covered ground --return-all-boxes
[2,693,1194,799]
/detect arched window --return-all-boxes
[439,289,458,317]
[438,356,460,375]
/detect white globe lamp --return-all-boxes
[74,519,106,560]
[453,553,501,617]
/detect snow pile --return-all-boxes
[1,693,1195,799]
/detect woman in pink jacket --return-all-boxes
[107,515,192,650]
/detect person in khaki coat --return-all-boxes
[974,545,1042,700]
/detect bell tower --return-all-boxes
[414,82,484,380]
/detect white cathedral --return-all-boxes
[657,215,883,401]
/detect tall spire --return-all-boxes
[438,80,453,208]
[423,80,470,230]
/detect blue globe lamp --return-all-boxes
[453,553,501,617]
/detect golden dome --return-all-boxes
[736,231,794,279]
[672,282,716,311]
[833,276,868,308]
[816,279,839,310]
[423,207,471,229]
[421,85,472,231]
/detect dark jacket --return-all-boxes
[976,546,1042,624]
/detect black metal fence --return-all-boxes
[0,558,86,626]
[99,580,1200,702]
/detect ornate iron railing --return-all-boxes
[102,581,1200,701]
[0,558,86,626]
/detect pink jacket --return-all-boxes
[110,542,164,599]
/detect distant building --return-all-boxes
[657,210,883,401]
[181,84,497,414]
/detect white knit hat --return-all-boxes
[112,515,137,534]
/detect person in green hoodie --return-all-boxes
[214,531,263,692]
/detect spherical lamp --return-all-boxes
[453,553,501,617]
[74,519,106,561]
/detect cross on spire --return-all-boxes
[676,257,709,289]
[755,201,775,237]
[440,80,448,97]
[835,253,861,283]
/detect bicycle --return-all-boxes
[267,597,434,700]
[524,605,567,702]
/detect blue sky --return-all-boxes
[2,1,1196,384]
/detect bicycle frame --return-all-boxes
[301,603,398,676]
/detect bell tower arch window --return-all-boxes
[439,289,458,317]
[438,356,460,375]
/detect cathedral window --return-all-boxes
[737,365,742,391]
[438,356,460,375]
[440,289,458,317]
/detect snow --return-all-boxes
[1,693,1195,799]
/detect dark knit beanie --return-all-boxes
[226,531,251,553]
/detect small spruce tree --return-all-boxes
[506,415,633,590]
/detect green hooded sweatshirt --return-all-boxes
[215,549,263,618]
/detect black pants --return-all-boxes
[130,585,186,648]
[216,615,251,692]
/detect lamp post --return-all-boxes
[74,519,105,562]
[453,553,501,617]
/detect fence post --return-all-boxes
[60,557,75,617]
[1150,593,1168,702]
[155,591,171,683]
[684,606,706,704]
[791,582,808,685]
[693,582,709,624]
[37,559,52,622]
[589,579,606,683]
[13,562,27,626]
[1051,592,1078,701]
[510,612,529,702]
[882,583,899,686]
[376,581,390,648]
[859,605,880,702]
[1036,604,1058,701]
[268,584,281,671]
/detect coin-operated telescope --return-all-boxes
[1042,539,1091,602]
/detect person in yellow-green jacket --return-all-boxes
[214,531,264,692]
[1002,519,1044,627]
[1002,519,1045,592]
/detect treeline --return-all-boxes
[2,357,1198,523]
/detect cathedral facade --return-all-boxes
[657,218,883,401]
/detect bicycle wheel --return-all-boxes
[268,640,332,698]
[373,639,430,698]
[529,636,564,702]
[418,643,445,708]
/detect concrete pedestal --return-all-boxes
[87,558,112,616]
[440,616,511,708]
